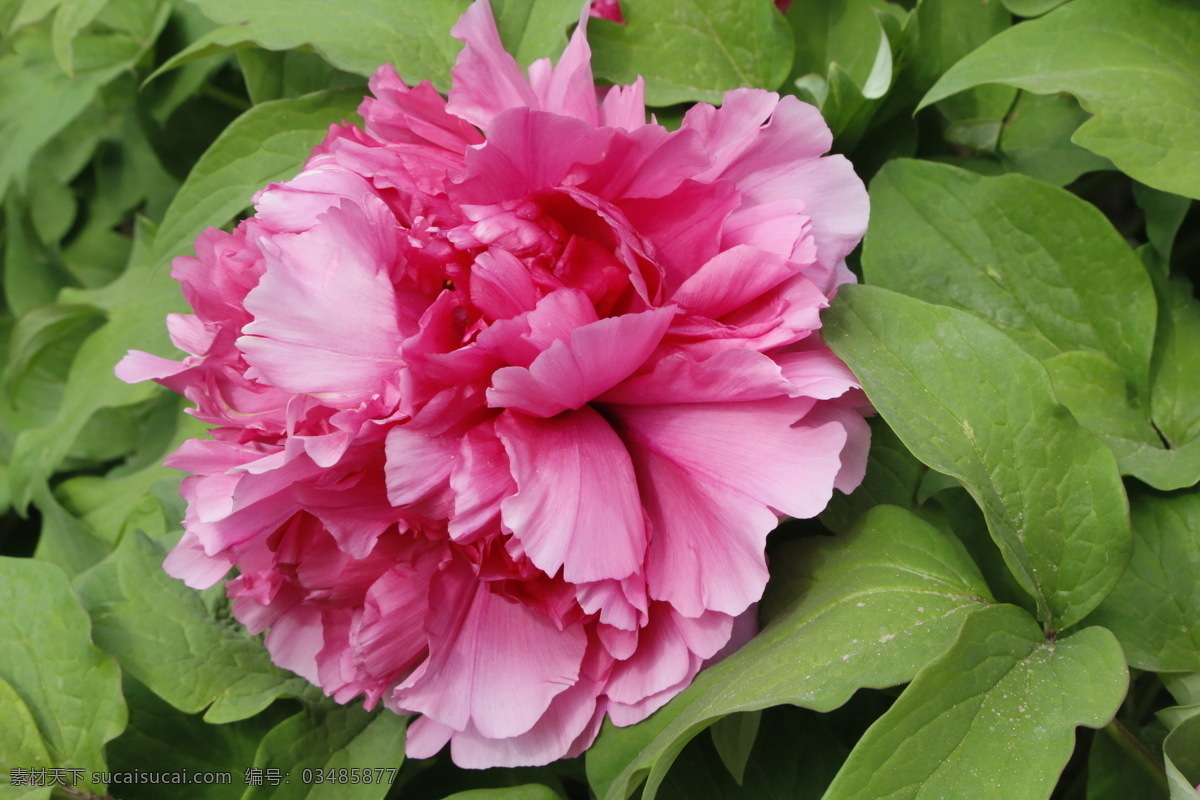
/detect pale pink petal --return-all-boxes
[239,202,402,403]
[162,531,234,589]
[115,350,188,383]
[528,5,598,126]
[776,346,861,399]
[598,77,645,130]
[404,716,454,759]
[497,407,646,583]
[449,423,514,542]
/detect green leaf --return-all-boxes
[1164,713,1200,800]
[0,558,126,796]
[442,787,564,800]
[3,304,105,398]
[160,0,467,86]
[922,0,1200,200]
[50,0,112,74]
[589,0,793,106]
[244,704,406,800]
[0,675,53,800]
[1088,488,1200,672]
[862,159,1156,399]
[1087,724,1164,800]
[154,87,364,263]
[823,286,1132,629]
[76,531,314,723]
[0,22,148,197]
[997,91,1113,186]
[785,0,902,91]
[586,504,993,800]
[492,0,580,68]
[7,220,178,511]
[1151,275,1200,450]
[823,605,1127,800]
[709,709,760,785]
[106,678,280,800]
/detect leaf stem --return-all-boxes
[200,82,253,112]
[1103,717,1169,793]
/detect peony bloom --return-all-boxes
[117,0,870,767]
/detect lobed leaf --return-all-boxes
[75,532,315,724]
[586,504,993,800]
[0,558,126,796]
[823,286,1131,629]
[922,0,1200,200]
[822,605,1128,800]
[1087,487,1200,672]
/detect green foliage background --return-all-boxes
[0,0,1198,798]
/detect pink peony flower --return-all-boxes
[117,0,870,767]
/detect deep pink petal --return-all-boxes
[487,306,675,417]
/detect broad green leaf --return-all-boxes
[1165,714,1200,800]
[823,286,1131,629]
[106,679,279,800]
[997,91,1112,186]
[586,505,993,800]
[0,558,126,796]
[823,605,1127,800]
[0,676,52,800]
[76,531,314,723]
[879,0,1010,118]
[443,787,564,800]
[154,88,364,263]
[863,159,1156,398]
[589,0,793,105]
[244,704,406,800]
[1041,349,1200,492]
[922,0,1200,200]
[1088,488,1200,672]
[162,0,467,85]
[709,710,760,785]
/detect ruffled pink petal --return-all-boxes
[487,306,675,417]
[497,407,646,584]
[446,0,538,130]
[394,573,587,740]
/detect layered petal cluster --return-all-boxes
[118,0,870,767]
